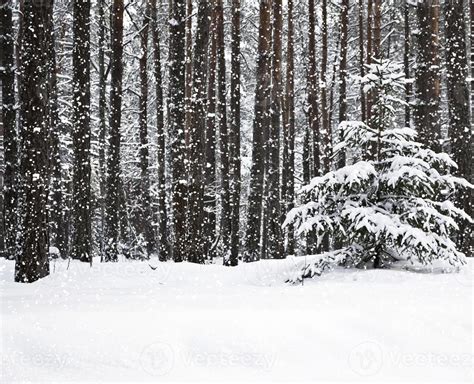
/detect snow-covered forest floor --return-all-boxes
[1,257,472,382]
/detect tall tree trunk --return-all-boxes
[320,0,330,174]
[15,0,53,282]
[308,0,319,178]
[338,0,349,169]
[187,0,210,264]
[151,0,168,261]
[48,6,65,259]
[358,0,366,122]
[414,0,441,151]
[282,0,295,255]
[169,0,187,262]
[444,0,472,256]
[0,0,17,259]
[265,0,283,259]
[105,0,124,262]
[228,0,241,266]
[138,3,155,256]
[71,0,92,263]
[98,0,107,260]
[403,0,411,127]
[366,0,373,124]
[243,0,272,262]
[216,0,231,260]
[205,2,218,259]
[185,0,192,149]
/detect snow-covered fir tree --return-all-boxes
[285,61,473,274]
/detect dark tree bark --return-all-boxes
[282,0,295,256]
[358,0,366,122]
[414,0,441,151]
[243,0,272,262]
[338,0,349,169]
[228,0,241,266]
[216,0,232,260]
[48,8,65,259]
[308,0,320,179]
[444,0,472,255]
[105,0,124,262]
[366,0,373,124]
[0,0,17,259]
[187,0,210,264]
[71,0,92,263]
[98,0,107,260]
[151,0,169,261]
[15,0,53,282]
[169,0,187,262]
[265,0,284,259]
[137,3,155,256]
[320,0,330,174]
[185,0,192,149]
[205,3,217,259]
[403,0,411,127]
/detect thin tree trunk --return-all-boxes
[71,0,92,263]
[169,0,187,262]
[98,0,107,261]
[105,0,124,262]
[205,3,217,259]
[137,3,155,256]
[282,0,295,255]
[185,0,192,148]
[358,0,366,122]
[151,0,169,261]
[228,0,241,266]
[338,0,349,169]
[216,0,231,260]
[403,0,411,127]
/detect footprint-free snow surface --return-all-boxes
[1,257,472,382]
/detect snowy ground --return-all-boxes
[1,257,472,383]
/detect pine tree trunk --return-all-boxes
[366,0,373,124]
[15,0,53,282]
[105,0,124,262]
[265,0,284,259]
[282,0,295,256]
[444,0,472,256]
[98,0,107,261]
[320,0,330,174]
[169,0,187,263]
[138,3,155,256]
[187,0,210,264]
[358,0,366,122]
[48,12,65,258]
[205,3,218,260]
[228,0,241,266]
[185,0,192,149]
[338,0,349,169]
[151,0,169,261]
[414,0,441,151]
[243,0,272,262]
[0,0,17,260]
[71,0,92,263]
[216,0,232,260]
[308,0,320,178]
[403,0,411,127]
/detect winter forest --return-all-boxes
[0,0,473,382]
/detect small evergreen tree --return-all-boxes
[285,61,472,271]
